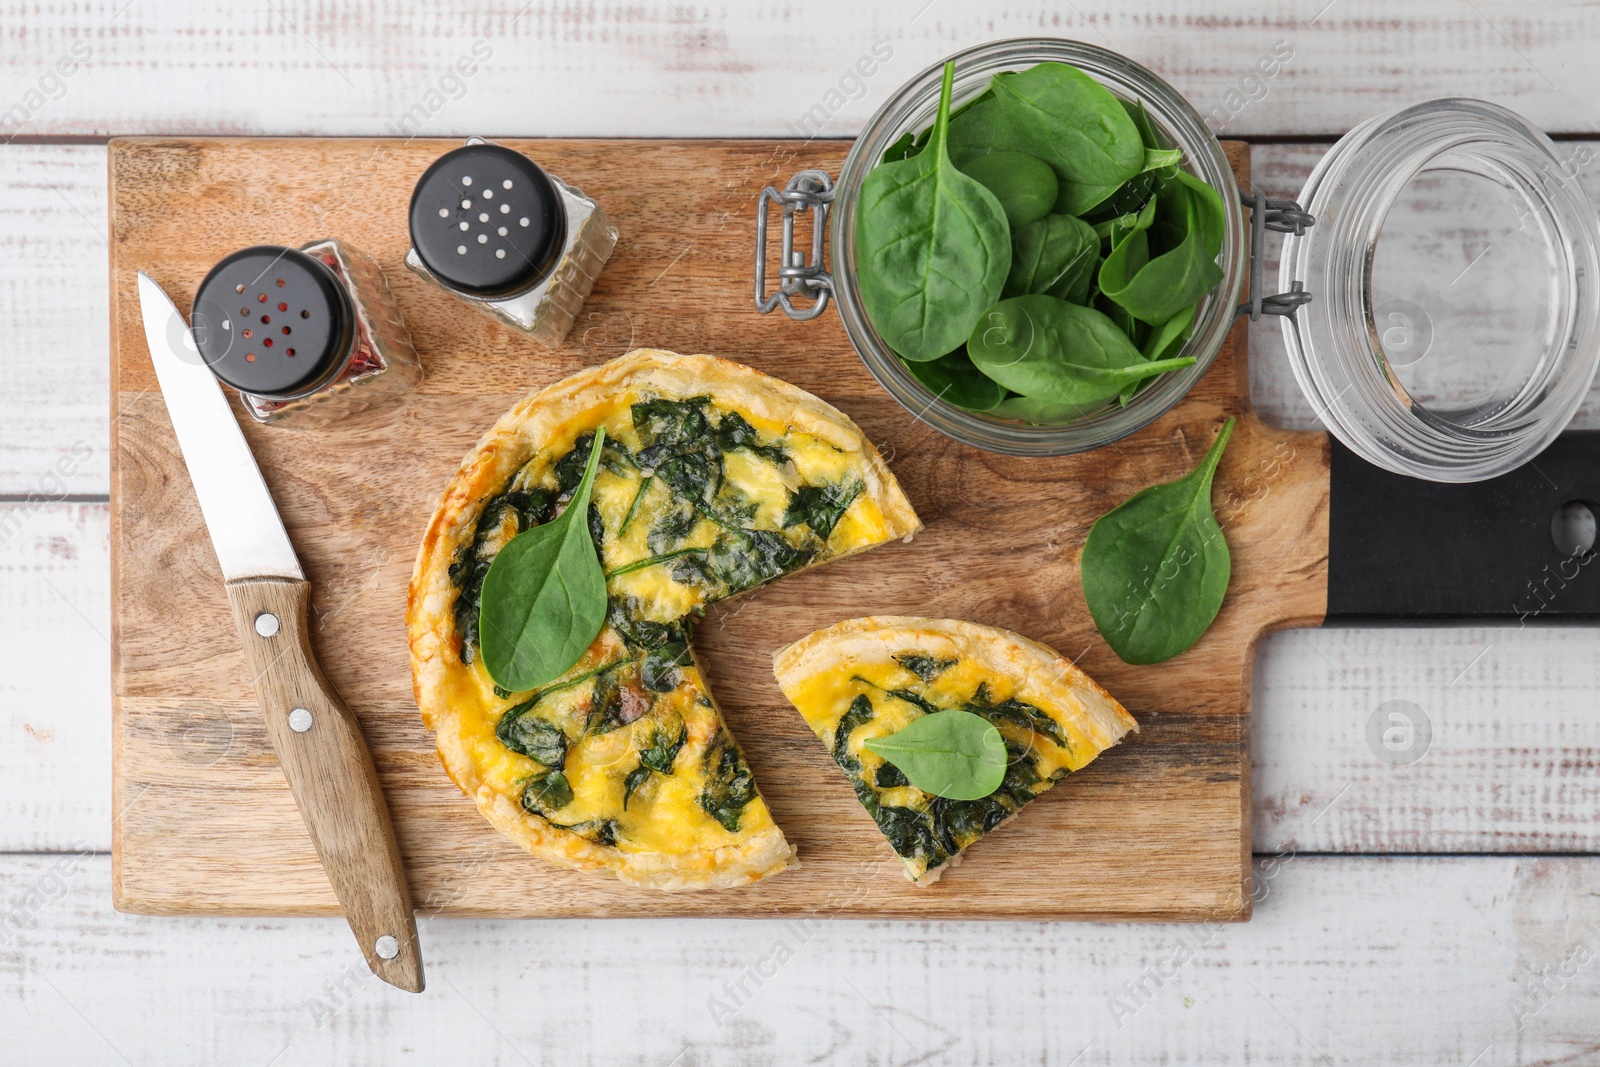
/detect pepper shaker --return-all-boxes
[404,138,618,345]
[191,241,422,427]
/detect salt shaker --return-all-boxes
[404,138,618,345]
[191,241,422,427]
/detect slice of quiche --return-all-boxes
[773,617,1138,885]
[408,350,920,891]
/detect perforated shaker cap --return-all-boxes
[191,245,355,399]
[408,142,566,298]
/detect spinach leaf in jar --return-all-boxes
[1004,213,1099,304]
[958,151,1058,228]
[855,61,1011,362]
[904,349,1008,412]
[1098,182,1224,325]
[967,295,1195,408]
[987,61,1143,189]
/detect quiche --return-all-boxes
[773,617,1138,884]
[408,349,920,891]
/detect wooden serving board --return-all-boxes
[109,137,1329,922]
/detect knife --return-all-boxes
[137,271,424,993]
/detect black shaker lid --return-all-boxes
[192,245,354,398]
[408,142,566,298]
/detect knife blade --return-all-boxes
[137,271,424,993]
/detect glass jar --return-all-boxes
[405,138,619,346]
[1279,99,1600,482]
[757,38,1249,458]
[756,38,1600,482]
[191,240,422,427]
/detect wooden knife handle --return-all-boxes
[224,576,424,993]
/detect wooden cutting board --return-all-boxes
[109,137,1328,921]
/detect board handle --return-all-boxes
[224,576,424,993]
[1326,434,1600,622]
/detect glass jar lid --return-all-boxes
[408,142,566,298]
[1280,98,1600,482]
[192,245,355,399]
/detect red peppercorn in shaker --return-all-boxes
[190,241,422,427]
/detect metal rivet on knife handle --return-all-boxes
[374,935,400,960]
[288,707,313,733]
[254,612,280,637]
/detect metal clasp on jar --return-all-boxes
[754,170,835,320]
[1237,191,1315,321]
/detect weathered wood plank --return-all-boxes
[0,145,108,495]
[3,853,1599,1065]
[1,2,1598,137]
[0,502,110,852]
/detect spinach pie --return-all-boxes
[773,617,1137,884]
[408,350,920,891]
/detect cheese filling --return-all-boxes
[442,390,894,856]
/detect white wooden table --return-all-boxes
[6,3,1600,1063]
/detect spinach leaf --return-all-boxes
[1142,303,1197,362]
[521,770,574,814]
[1081,417,1235,664]
[945,95,1022,170]
[704,483,759,528]
[708,528,811,593]
[583,670,627,735]
[1161,169,1226,258]
[1098,225,1150,296]
[967,295,1196,408]
[782,480,862,540]
[1004,213,1098,304]
[874,804,945,865]
[966,692,1071,751]
[640,640,693,691]
[894,653,957,683]
[959,151,1057,228]
[1100,182,1223,325]
[863,709,1007,801]
[698,731,758,832]
[852,674,939,713]
[833,693,875,772]
[855,61,1011,362]
[478,427,610,692]
[714,411,788,465]
[1092,196,1157,244]
[618,475,652,536]
[654,450,722,510]
[904,348,1008,411]
[495,709,568,766]
[987,62,1143,188]
[988,393,1094,425]
[875,762,909,788]
[450,487,557,664]
[624,714,687,808]
[646,498,700,555]
[1054,176,1124,218]
[632,396,713,456]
